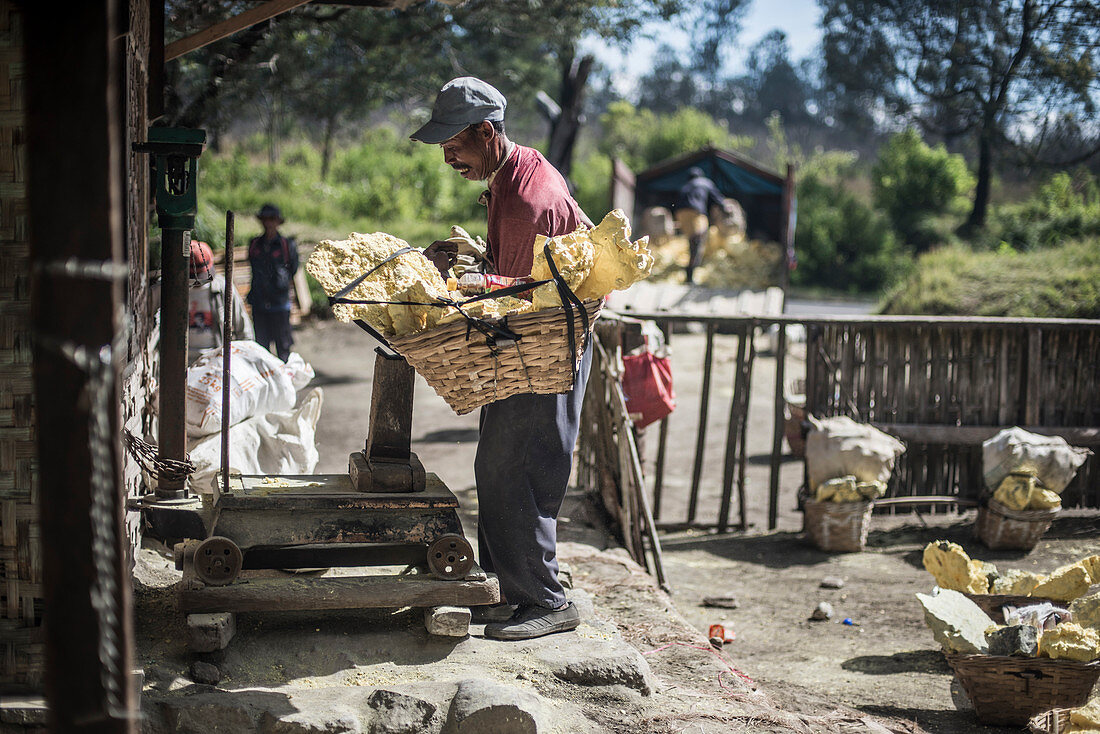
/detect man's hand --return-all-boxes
[423,240,458,277]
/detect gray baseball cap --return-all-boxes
[410,77,507,144]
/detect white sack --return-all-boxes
[187,387,324,492]
[982,426,1090,494]
[805,415,906,490]
[185,341,315,437]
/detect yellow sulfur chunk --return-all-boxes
[923,541,990,594]
[992,473,1039,510]
[306,232,449,337]
[1033,562,1094,602]
[857,480,887,500]
[530,229,595,309]
[1070,698,1100,730]
[1071,592,1100,630]
[1081,555,1100,583]
[816,475,855,502]
[990,568,1044,595]
[573,209,654,301]
[1040,623,1100,661]
[1031,487,1063,509]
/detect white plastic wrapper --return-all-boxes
[982,427,1091,494]
[185,340,314,437]
[187,387,323,492]
[805,415,906,491]
[1003,602,1072,631]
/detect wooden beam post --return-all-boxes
[26,0,137,727]
[165,0,311,61]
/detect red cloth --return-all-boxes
[486,145,591,278]
[621,351,676,429]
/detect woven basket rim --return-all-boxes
[983,498,1061,520]
[803,497,875,510]
[946,652,1100,667]
[389,298,602,350]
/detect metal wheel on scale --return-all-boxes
[426,534,474,580]
[194,536,244,586]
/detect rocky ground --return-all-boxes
[131,318,1099,733]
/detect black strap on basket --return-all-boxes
[541,241,591,378]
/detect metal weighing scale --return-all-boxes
[134,126,497,650]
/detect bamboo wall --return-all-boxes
[806,320,1100,508]
[0,1,42,690]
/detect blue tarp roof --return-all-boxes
[637,149,785,200]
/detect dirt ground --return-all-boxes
[291,319,1100,733]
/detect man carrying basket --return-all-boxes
[412,77,592,641]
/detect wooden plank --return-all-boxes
[870,424,1100,445]
[768,323,787,530]
[650,320,670,520]
[179,570,500,614]
[718,325,748,533]
[165,0,311,61]
[874,496,979,508]
[613,312,1100,330]
[737,332,757,530]
[687,323,714,522]
[1026,327,1042,425]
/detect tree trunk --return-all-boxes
[321,113,337,182]
[546,51,594,183]
[965,121,994,231]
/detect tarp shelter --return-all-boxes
[614,146,796,275]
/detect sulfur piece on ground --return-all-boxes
[306,232,449,337]
[986,624,1039,657]
[1070,592,1100,630]
[573,209,654,301]
[922,540,990,594]
[1040,622,1100,661]
[916,589,993,654]
[990,568,1045,595]
[1033,561,1094,602]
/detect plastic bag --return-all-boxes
[187,387,324,492]
[982,427,1091,494]
[805,415,906,491]
[621,322,675,429]
[185,341,315,437]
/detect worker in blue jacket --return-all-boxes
[247,203,299,361]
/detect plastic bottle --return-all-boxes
[447,273,533,295]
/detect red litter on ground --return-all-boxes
[708,624,735,642]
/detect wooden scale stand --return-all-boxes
[175,350,498,650]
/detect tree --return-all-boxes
[821,0,1100,230]
[737,30,814,127]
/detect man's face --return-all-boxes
[440,124,494,181]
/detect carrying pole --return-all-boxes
[220,211,235,501]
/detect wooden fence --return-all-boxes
[579,313,1100,536]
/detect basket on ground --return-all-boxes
[1028,708,1072,734]
[389,299,601,415]
[975,498,1059,551]
[946,653,1100,726]
[802,498,873,552]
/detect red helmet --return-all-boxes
[189,240,215,287]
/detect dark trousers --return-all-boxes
[474,344,593,609]
[685,233,706,283]
[253,308,293,362]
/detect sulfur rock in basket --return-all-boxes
[1071,592,1100,630]
[437,295,533,326]
[923,540,998,594]
[815,475,886,502]
[991,568,1045,595]
[307,232,451,337]
[530,228,595,309]
[1070,698,1100,731]
[993,472,1063,511]
[1041,623,1100,662]
[1033,560,1099,603]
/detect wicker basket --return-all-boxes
[946,653,1100,726]
[388,299,601,415]
[1028,708,1072,734]
[802,498,874,552]
[975,499,1059,551]
[964,594,1058,624]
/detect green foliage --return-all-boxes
[985,171,1100,251]
[871,129,974,250]
[571,152,612,220]
[792,153,908,293]
[597,101,751,171]
[880,239,1100,318]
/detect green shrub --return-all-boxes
[986,170,1100,251]
[791,153,908,293]
[571,152,612,221]
[871,129,974,250]
[880,239,1100,318]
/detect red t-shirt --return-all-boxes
[485,145,592,278]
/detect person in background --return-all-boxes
[188,240,253,364]
[413,77,592,641]
[675,166,731,284]
[247,204,299,362]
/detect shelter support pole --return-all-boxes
[25,0,138,728]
